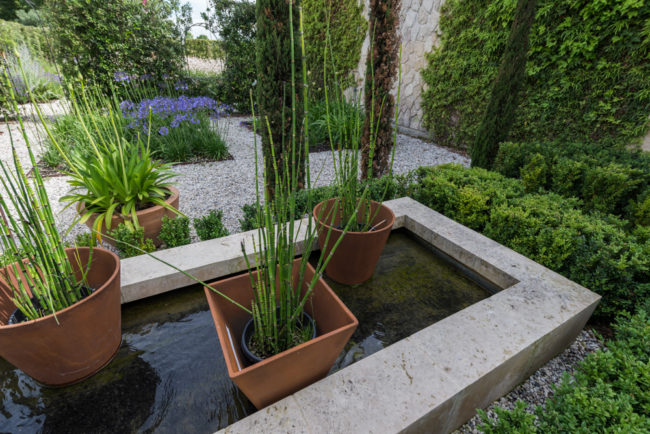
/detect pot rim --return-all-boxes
[207,259,358,379]
[76,185,180,221]
[313,197,395,235]
[0,247,121,330]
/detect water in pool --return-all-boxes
[0,230,495,433]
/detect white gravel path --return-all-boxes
[1,115,469,243]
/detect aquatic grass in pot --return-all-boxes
[312,34,402,284]
[0,62,121,386]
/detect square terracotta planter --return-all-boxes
[204,258,358,409]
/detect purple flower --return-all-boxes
[158,126,169,136]
[114,71,130,82]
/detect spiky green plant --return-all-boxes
[0,61,90,322]
[321,24,402,232]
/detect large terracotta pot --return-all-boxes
[0,247,121,386]
[204,258,358,409]
[77,186,180,247]
[313,198,395,285]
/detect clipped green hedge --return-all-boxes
[185,38,223,59]
[413,164,650,318]
[421,0,650,150]
[0,19,50,60]
[479,309,650,433]
[494,141,650,225]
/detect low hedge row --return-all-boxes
[0,19,51,60]
[185,39,223,60]
[412,164,649,318]
[494,141,650,226]
[479,308,650,433]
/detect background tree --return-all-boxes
[46,0,185,90]
[361,0,400,179]
[255,0,303,197]
[470,0,537,169]
[202,0,256,112]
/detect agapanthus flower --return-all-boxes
[158,126,169,136]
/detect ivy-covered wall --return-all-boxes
[421,0,650,150]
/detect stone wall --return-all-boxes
[354,0,445,134]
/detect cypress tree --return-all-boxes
[361,0,401,180]
[470,0,537,169]
[256,0,304,197]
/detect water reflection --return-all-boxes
[0,287,255,433]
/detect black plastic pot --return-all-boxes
[241,310,317,365]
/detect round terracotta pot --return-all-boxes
[0,247,121,386]
[77,186,180,247]
[313,198,395,285]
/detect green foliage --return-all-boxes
[108,223,156,258]
[0,19,50,60]
[193,210,229,241]
[0,72,85,321]
[302,0,366,96]
[185,38,223,59]
[422,0,650,150]
[240,175,411,232]
[46,0,184,90]
[470,0,537,169]
[414,164,649,318]
[2,44,62,106]
[74,232,97,248]
[159,216,191,248]
[203,0,256,112]
[362,0,400,179]
[15,9,43,27]
[309,95,365,150]
[494,141,650,224]
[479,310,650,433]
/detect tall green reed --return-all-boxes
[0,58,90,322]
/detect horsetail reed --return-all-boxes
[0,59,91,322]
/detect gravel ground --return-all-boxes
[0,114,469,243]
[186,56,223,75]
[455,329,604,433]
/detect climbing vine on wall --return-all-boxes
[421,0,650,150]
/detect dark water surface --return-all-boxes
[0,230,494,433]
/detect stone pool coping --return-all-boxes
[120,197,600,433]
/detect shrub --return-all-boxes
[414,164,649,318]
[15,9,43,27]
[302,0,366,95]
[494,141,650,223]
[159,216,191,248]
[0,19,50,60]
[478,310,650,432]
[202,0,256,112]
[74,232,97,248]
[421,0,650,150]
[108,224,156,259]
[46,0,184,90]
[194,210,229,241]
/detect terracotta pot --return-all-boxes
[313,198,395,285]
[0,247,121,386]
[204,258,358,409]
[77,186,180,247]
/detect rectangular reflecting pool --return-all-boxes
[0,230,495,433]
